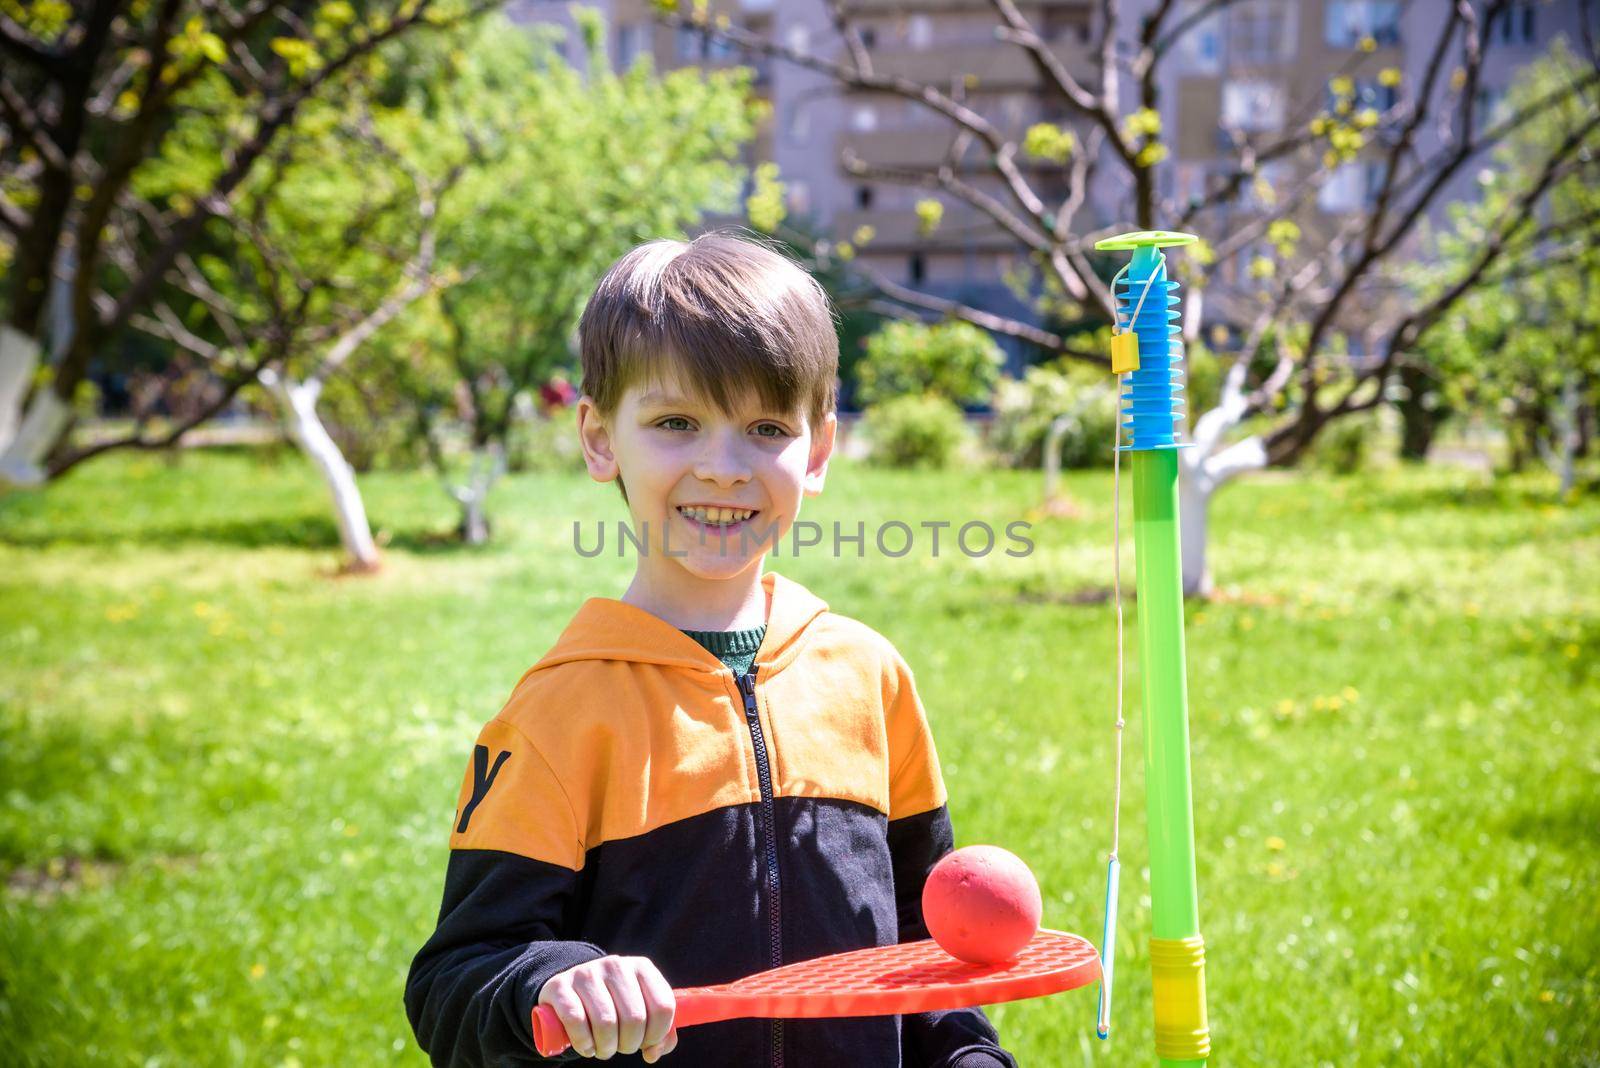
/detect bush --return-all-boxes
[860,393,972,469]
[1305,412,1382,475]
[854,320,1005,408]
[507,408,586,474]
[987,364,1118,468]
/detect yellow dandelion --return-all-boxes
[1276,699,1296,716]
[1266,836,1286,851]
[193,601,213,617]
[1565,644,1581,659]
[250,963,267,980]
[1266,861,1285,877]
[1342,686,1360,702]
[1239,616,1256,631]
[1539,990,1555,1003]
[1313,695,1328,711]
[1328,695,1344,711]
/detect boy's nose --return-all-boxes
[692,429,752,486]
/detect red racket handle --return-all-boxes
[532,995,706,1058]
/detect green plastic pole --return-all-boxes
[1096,232,1210,1065]
[1132,447,1206,1068]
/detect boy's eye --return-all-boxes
[657,416,694,432]
[753,423,789,438]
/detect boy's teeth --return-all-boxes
[681,506,754,525]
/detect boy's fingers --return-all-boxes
[544,983,596,1057]
[573,969,618,1058]
[635,961,677,1049]
[600,960,649,1055]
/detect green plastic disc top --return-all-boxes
[1093,230,1199,251]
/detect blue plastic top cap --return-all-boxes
[1094,230,1199,251]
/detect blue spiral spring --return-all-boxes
[1115,251,1186,451]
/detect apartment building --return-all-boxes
[511,0,1590,364]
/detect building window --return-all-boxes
[907,15,933,49]
[1325,1,1401,47]
[676,26,702,62]
[616,23,645,69]
[1473,86,1509,133]
[1494,2,1536,44]
[1327,78,1398,113]
[1318,160,1384,213]
[1221,80,1287,131]
[1228,0,1296,64]
[909,252,926,284]
[856,185,874,210]
[785,101,810,145]
[1174,0,1222,73]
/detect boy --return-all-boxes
[405,232,1018,1067]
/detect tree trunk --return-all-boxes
[261,369,381,572]
[450,443,506,546]
[1177,435,1268,598]
[1396,364,1447,462]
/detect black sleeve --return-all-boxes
[888,805,1021,1068]
[405,848,607,1067]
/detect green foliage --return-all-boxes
[986,363,1117,469]
[506,411,586,475]
[1408,43,1600,474]
[1304,412,1383,475]
[406,11,760,451]
[854,320,1005,408]
[859,393,972,469]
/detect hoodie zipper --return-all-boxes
[737,669,784,1068]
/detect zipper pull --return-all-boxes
[737,671,759,716]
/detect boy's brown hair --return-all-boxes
[578,230,839,446]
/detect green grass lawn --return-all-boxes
[1,448,1596,1066]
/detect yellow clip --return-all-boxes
[1111,330,1140,375]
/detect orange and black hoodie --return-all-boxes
[405,571,1018,1067]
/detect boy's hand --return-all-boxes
[538,955,678,1062]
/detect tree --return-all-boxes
[394,9,761,543]
[1407,45,1600,492]
[654,0,1600,595]
[0,0,497,486]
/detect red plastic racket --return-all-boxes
[531,928,1100,1057]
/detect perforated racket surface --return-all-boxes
[531,928,1099,1057]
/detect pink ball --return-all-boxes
[922,845,1043,965]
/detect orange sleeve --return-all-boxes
[883,648,949,821]
[447,716,585,871]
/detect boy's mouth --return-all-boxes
[677,505,760,536]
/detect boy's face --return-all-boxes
[577,369,836,584]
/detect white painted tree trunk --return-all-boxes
[1538,373,1580,500]
[448,443,506,546]
[260,369,380,571]
[1174,347,1274,597]
[0,379,71,487]
[0,325,40,452]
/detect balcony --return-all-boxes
[832,208,1018,252]
[856,39,1094,93]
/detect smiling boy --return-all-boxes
[405,232,1017,1067]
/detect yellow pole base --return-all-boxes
[1150,934,1210,1061]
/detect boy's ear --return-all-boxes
[802,411,837,498]
[576,395,620,485]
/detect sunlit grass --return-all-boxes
[2,447,1596,1065]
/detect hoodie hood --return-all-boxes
[529,571,830,678]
